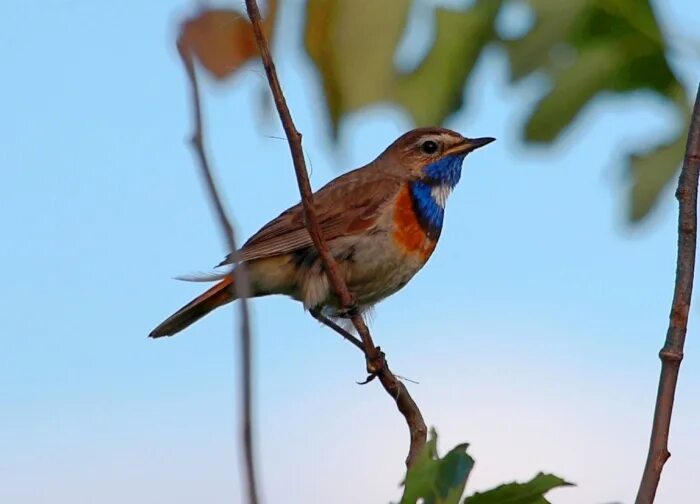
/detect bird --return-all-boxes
[149,127,494,338]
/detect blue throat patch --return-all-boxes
[409,154,466,239]
[423,153,466,187]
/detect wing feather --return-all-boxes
[218,169,401,266]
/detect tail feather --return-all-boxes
[149,276,235,338]
[173,270,230,283]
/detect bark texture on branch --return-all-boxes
[635,84,700,504]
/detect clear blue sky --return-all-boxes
[2,1,699,503]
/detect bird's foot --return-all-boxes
[357,346,386,385]
[336,302,360,319]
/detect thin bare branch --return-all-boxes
[242,0,378,365]
[243,0,427,467]
[635,83,700,504]
[177,40,260,504]
[310,311,427,465]
[310,309,364,352]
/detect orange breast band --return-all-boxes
[392,185,437,261]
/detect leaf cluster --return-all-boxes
[397,430,572,504]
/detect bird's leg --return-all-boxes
[309,308,364,352]
[334,292,360,318]
[309,308,386,384]
[336,304,360,318]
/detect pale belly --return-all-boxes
[344,232,430,306]
[247,206,438,314]
[300,226,437,316]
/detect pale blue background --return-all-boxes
[2,1,699,503]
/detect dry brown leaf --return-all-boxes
[179,2,277,80]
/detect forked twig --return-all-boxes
[243,0,427,467]
[177,40,260,504]
[635,83,700,504]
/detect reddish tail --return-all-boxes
[149,276,235,338]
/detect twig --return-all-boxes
[635,83,700,504]
[243,0,427,467]
[309,311,427,464]
[242,0,379,368]
[310,309,364,352]
[177,41,260,504]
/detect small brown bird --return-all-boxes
[150,127,494,338]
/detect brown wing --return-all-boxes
[218,168,402,265]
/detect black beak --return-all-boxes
[446,136,496,155]
[466,137,496,151]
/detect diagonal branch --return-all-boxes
[177,40,260,504]
[310,311,426,463]
[635,83,700,504]
[242,0,378,369]
[310,309,364,352]
[243,0,427,467]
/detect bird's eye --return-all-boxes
[420,140,439,155]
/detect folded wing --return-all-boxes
[218,168,402,266]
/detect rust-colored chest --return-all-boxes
[391,185,438,262]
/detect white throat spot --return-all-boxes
[431,184,452,208]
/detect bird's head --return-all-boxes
[379,127,495,188]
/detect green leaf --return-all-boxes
[304,0,689,221]
[504,0,588,80]
[397,0,503,126]
[399,429,475,504]
[628,86,690,220]
[524,42,620,142]
[628,138,684,221]
[463,472,573,504]
[507,0,689,220]
[304,0,502,134]
[304,0,412,136]
[511,0,680,142]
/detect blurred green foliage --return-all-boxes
[304,0,691,221]
[184,0,690,221]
